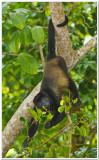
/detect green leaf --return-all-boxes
[58,106,65,113]
[65,106,69,113]
[83,4,90,9]
[71,113,77,124]
[74,126,80,135]
[60,100,64,106]
[22,128,27,136]
[28,108,38,121]
[9,11,26,29]
[18,53,38,74]
[20,117,25,122]
[88,61,97,70]
[88,27,95,36]
[32,138,41,147]
[36,107,42,118]
[32,26,44,44]
[79,125,89,137]
[2,3,9,14]
[25,121,29,129]
[76,24,85,34]
[14,8,32,15]
[9,31,21,53]
[87,148,97,158]
[28,148,32,155]
[21,25,32,46]
[72,98,78,104]
[3,19,13,30]
[31,150,37,158]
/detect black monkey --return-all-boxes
[23,16,81,147]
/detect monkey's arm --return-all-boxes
[68,77,81,106]
[23,117,38,147]
[44,111,66,129]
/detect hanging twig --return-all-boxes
[39,45,45,69]
[30,4,48,13]
[28,39,47,53]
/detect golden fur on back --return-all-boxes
[43,57,69,96]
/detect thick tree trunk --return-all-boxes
[2,2,97,157]
[49,2,73,67]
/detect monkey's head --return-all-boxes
[33,92,54,111]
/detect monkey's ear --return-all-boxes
[33,92,50,110]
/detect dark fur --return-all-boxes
[23,17,81,147]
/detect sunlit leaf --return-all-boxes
[18,53,38,74]
[9,31,21,53]
[28,108,38,121]
[58,106,65,113]
[32,26,44,44]
[2,3,9,14]
[21,25,32,46]
[9,11,26,29]
[60,100,64,106]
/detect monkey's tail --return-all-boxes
[47,16,69,61]
[47,18,56,61]
[57,16,69,27]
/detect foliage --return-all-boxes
[2,2,97,158]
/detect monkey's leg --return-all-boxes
[45,111,66,129]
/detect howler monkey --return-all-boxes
[23,16,81,147]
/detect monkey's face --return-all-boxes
[33,92,54,111]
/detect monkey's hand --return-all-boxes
[23,138,30,148]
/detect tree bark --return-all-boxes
[2,2,97,157]
[49,2,73,66]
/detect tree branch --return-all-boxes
[39,45,45,69]
[2,82,41,157]
[68,35,97,71]
[2,2,97,157]
[2,53,18,56]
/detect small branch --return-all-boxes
[67,2,77,16]
[30,4,48,13]
[28,39,47,53]
[27,23,48,29]
[39,45,45,69]
[68,35,97,71]
[2,53,18,56]
[16,151,30,158]
[80,13,97,29]
[15,116,85,158]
